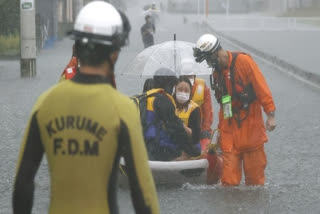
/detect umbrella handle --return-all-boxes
[174,50,176,74]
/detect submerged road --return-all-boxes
[1,8,320,214]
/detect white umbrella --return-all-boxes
[121,40,212,77]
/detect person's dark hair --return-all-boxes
[143,78,154,92]
[153,68,177,94]
[177,76,192,92]
[173,76,193,106]
[75,40,114,67]
[145,15,151,21]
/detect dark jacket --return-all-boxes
[187,107,201,149]
[145,92,200,161]
[141,23,155,48]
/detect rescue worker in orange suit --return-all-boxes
[180,59,214,154]
[59,44,78,82]
[193,34,276,186]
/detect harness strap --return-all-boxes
[213,52,256,128]
[229,52,252,128]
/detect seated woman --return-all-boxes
[173,76,202,160]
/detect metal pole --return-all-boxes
[226,0,230,16]
[202,0,205,19]
[52,0,59,43]
[74,0,84,18]
[20,0,36,77]
[173,34,177,75]
[205,0,208,19]
[197,0,200,23]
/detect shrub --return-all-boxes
[0,0,20,35]
[0,33,20,56]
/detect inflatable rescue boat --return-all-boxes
[119,146,223,186]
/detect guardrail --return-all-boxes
[204,20,320,88]
[207,17,320,31]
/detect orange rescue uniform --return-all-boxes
[191,78,213,152]
[218,51,275,185]
[59,57,78,82]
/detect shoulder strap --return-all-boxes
[230,52,239,98]
[146,88,165,96]
[195,78,206,86]
[229,52,256,128]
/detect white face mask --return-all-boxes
[176,92,190,104]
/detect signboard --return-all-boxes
[21,0,34,11]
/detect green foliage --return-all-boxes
[0,0,20,35]
[0,0,20,56]
[0,33,20,56]
[281,8,320,17]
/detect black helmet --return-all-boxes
[153,68,177,94]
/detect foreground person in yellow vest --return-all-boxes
[12,2,159,214]
[173,76,202,160]
[180,59,214,153]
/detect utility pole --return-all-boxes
[205,0,208,19]
[284,0,288,13]
[197,0,200,22]
[20,0,36,77]
[226,0,230,16]
[74,0,84,17]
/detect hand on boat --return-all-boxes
[175,152,191,161]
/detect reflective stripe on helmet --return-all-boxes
[196,34,220,53]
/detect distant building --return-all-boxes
[267,0,320,13]
[34,0,85,48]
[167,0,250,13]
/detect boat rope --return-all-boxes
[191,128,220,160]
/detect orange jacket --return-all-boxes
[218,51,275,152]
[65,56,78,70]
[59,57,78,82]
[59,57,117,88]
[192,79,213,132]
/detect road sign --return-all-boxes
[21,0,34,11]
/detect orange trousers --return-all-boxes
[221,145,266,186]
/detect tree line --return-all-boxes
[0,0,19,35]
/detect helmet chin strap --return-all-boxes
[208,54,222,72]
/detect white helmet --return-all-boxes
[193,34,220,63]
[196,34,220,52]
[181,58,196,75]
[70,1,130,47]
